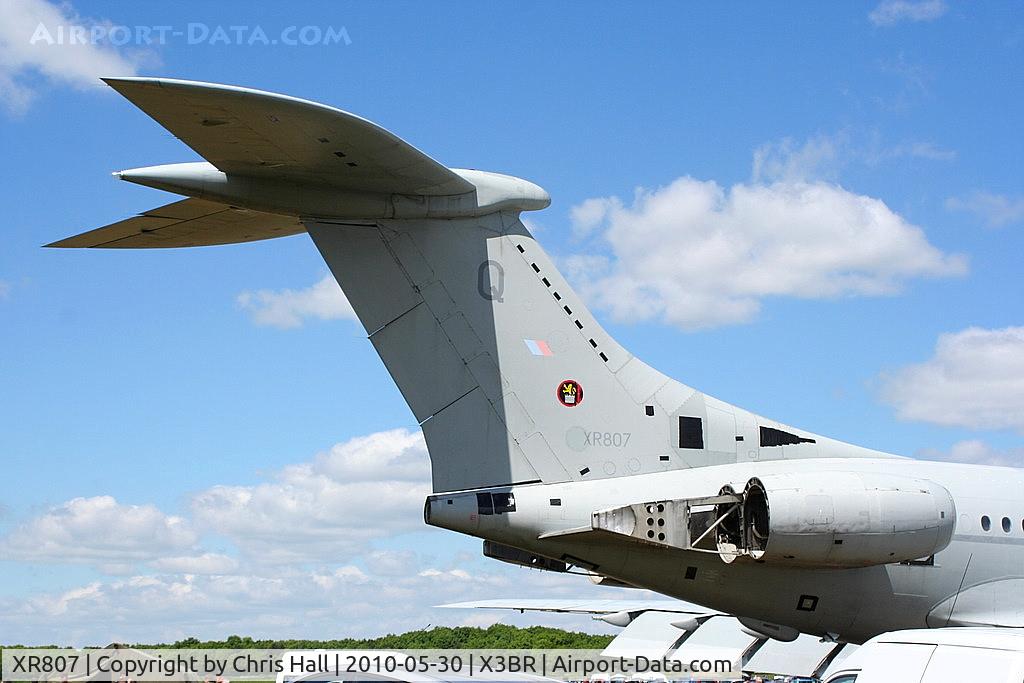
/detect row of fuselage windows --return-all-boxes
[980,515,1022,533]
[477,492,516,515]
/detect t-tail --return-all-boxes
[51,78,897,493]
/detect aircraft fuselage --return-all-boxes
[427,457,1024,644]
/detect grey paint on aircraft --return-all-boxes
[55,77,1024,647]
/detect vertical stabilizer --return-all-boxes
[307,211,704,492]
[66,77,897,494]
[308,210,894,493]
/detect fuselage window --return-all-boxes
[492,492,516,514]
[477,492,494,515]
[981,515,991,531]
[477,491,516,515]
[1002,516,1011,533]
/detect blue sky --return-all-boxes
[0,0,1022,645]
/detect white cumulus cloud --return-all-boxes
[0,551,635,646]
[0,427,654,646]
[0,0,145,114]
[869,0,947,26]
[880,327,1024,433]
[917,440,1024,468]
[946,191,1024,228]
[1,496,196,563]
[148,553,240,575]
[566,170,966,330]
[237,274,357,329]
[190,428,431,561]
[571,197,621,238]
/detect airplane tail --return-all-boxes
[305,212,694,492]
[52,78,896,494]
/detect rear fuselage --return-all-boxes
[427,457,1024,644]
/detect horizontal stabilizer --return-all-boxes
[46,198,302,248]
[102,77,475,196]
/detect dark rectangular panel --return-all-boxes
[679,416,704,449]
[759,426,816,447]
[476,492,494,515]
[492,492,516,514]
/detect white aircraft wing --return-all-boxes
[442,599,852,679]
[745,633,851,678]
[668,615,759,669]
[439,598,709,616]
[599,610,698,658]
[46,198,302,248]
[101,77,475,196]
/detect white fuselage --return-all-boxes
[428,457,1024,644]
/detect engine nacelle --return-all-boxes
[729,472,956,568]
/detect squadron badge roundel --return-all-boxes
[557,379,583,407]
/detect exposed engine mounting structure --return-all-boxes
[591,472,956,568]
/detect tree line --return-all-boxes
[142,625,614,650]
